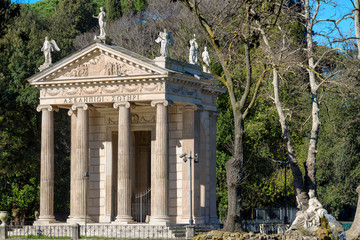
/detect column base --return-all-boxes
[149,216,171,225]
[66,216,93,225]
[112,215,134,225]
[33,216,57,225]
[179,216,204,225]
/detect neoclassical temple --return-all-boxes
[27,42,224,225]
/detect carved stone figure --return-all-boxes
[189,34,198,64]
[93,7,107,40]
[288,190,327,232]
[202,46,210,73]
[155,29,174,57]
[39,37,60,71]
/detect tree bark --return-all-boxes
[272,68,308,203]
[224,113,243,232]
[346,186,360,239]
[355,0,360,60]
[347,3,360,239]
[304,0,320,193]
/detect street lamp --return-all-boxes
[281,161,290,224]
[83,171,89,239]
[180,151,199,225]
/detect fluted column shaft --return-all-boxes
[67,109,78,221]
[209,111,219,224]
[37,105,57,224]
[150,100,170,224]
[66,103,90,223]
[113,102,133,224]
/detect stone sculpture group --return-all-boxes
[287,190,347,239]
[40,7,211,73]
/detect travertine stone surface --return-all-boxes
[28,43,224,225]
[150,100,171,224]
[67,104,91,223]
[36,105,58,224]
[113,102,133,224]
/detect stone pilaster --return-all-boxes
[209,111,220,225]
[36,105,58,224]
[113,102,133,224]
[181,104,203,224]
[67,104,91,224]
[150,100,171,225]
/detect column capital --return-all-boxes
[71,103,92,111]
[182,104,204,111]
[37,105,59,112]
[113,101,130,109]
[151,100,173,107]
[68,109,76,116]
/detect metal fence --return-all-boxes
[131,188,151,223]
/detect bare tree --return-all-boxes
[176,0,275,231]
[253,3,309,204]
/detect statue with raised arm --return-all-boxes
[39,36,60,71]
[155,29,174,57]
[202,46,210,73]
[189,34,198,64]
[93,7,107,40]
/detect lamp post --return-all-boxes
[282,161,290,224]
[83,171,89,239]
[180,151,198,225]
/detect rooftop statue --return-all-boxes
[39,37,60,71]
[155,29,174,57]
[93,7,107,40]
[202,46,210,73]
[189,34,198,64]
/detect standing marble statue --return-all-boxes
[93,7,107,40]
[155,29,174,57]
[39,37,60,71]
[202,46,210,73]
[189,34,198,64]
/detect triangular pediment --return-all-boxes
[28,43,168,84]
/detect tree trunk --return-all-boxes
[272,68,308,203]
[223,113,244,232]
[355,0,360,60]
[347,3,360,239]
[304,0,319,193]
[346,186,360,239]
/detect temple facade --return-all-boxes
[27,42,224,225]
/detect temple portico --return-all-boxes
[28,42,224,226]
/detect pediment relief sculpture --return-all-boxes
[59,54,149,79]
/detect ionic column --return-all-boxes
[150,100,171,224]
[67,109,78,222]
[67,103,91,223]
[209,111,220,225]
[113,102,133,224]
[36,105,58,224]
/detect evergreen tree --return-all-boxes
[106,0,121,22]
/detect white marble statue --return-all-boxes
[93,7,107,40]
[39,37,60,71]
[202,46,210,73]
[189,34,198,64]
[155,29,174,57]
[287,190,347,239]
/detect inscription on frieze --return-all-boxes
[63,95,139,104]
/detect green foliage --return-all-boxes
[121,0,146,15]
[106,0,121,22]
[29,0,59,18]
